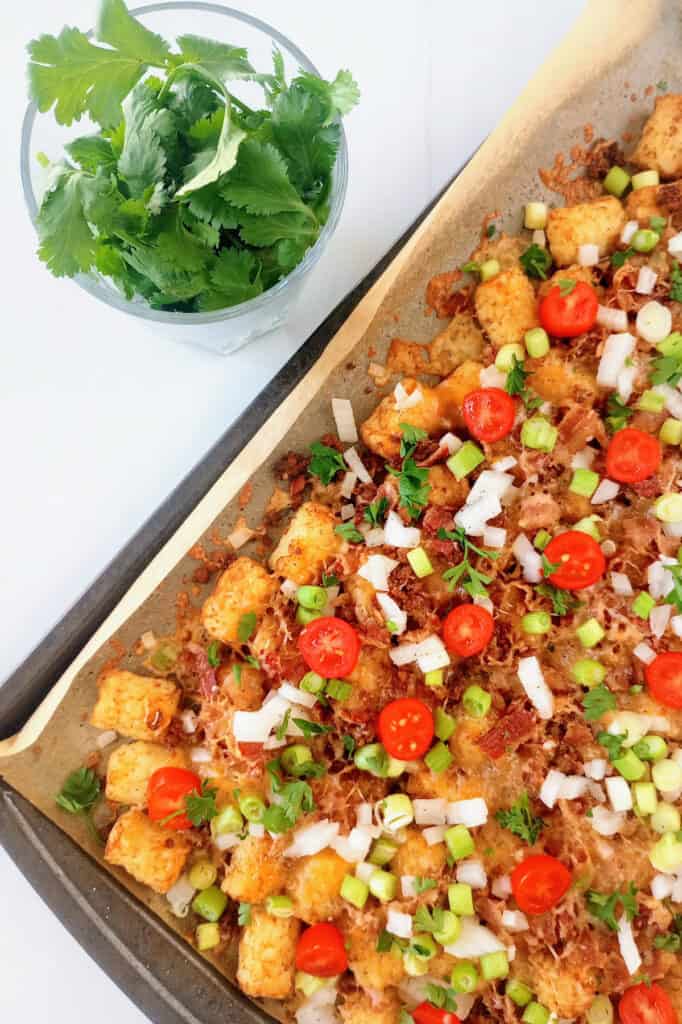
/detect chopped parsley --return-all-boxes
[665,559,682,613]
[506,355,542,410]
[364,496,389,526]
[293,718,332,737]
[237,611,257,643]
[558,278,576,297]
[536,582,581,617]
[399,423,428,458]
[658,80,669,91]
[335,521,363,543]
[496,792,545,846]
[262,777,315,833]
[309,441,346,485]
[238,902,252,926]
[414,876,438,894]
[651,353,682,388]
[439,526,499,599]
[206,640,221,667]
[322,572,339,587]
[583,684,617,721]
[605,393,634,434]
[611,247,634,268]
[597,730,628,761]
[184,780,219,826]
[56,767,103,844]
[670,262,682,303]
[244,654,260,669]
[542,554,560,577]
[520,243,552,280]
[386,424,431,520]
[586,884,638,932]
[654,915,682,952]
[232,662,242,686]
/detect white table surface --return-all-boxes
[1,0,585,1018]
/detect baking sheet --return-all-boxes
[1,0,679,1017]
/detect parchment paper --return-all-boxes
[1,0,679,1006]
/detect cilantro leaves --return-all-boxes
[583,684,617,721]
[335,522,363,543]
[506,356,542,411]
[440,527,498,599]
[185,780,219,826]
[386,424,431,520]
[496,792,545,845]
[536,582,581,617]
[586,884,638,932]
[56,767,103,844]
[605,394,634,434]
[309,442,346,485]
[520,243,552,280]
[597,731,628,761]
[655,915,682,951]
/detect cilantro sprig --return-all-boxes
[597,730,628,761]
[309,442,346,485]
[495,792,545,846]
[386,424,431,520]
[159,779,218,827]
[56,767,103,844]
[583,684,617,721]
[520,243,552,280]
[655,914,682,951]
[605,394,634,434]
[439,526,499,599]
[506,356,542,410]
[586,884,638,932]
[536,582,581,617]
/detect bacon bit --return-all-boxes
[425,269,466,318]
[658,181,682,212]
[238,742,265,758]
[274,450,309,482]
[538,151,602,204]
[238,483,253,509]
[227,515,259,551]
[629,475,664,498]
[584,139,624,180]
[189,545,234,585]
[290,475,307,499]
[264,486,292,524]
[183,642,218,697]
[477,706,536,759]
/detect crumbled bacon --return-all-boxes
[477,705,537,759]
[584,138,624,179]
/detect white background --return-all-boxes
[1,1,584,1019]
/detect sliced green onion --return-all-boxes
[463,685,491,718]
[573,515,601,541]
[521,416,558,453]
[192,886,227,923]
[521,611,551,635]
[651,802,681,834]
[425,669,445,688]
[196,922,221,951]
[522,1002,550,1024]
[266,895,294,918]
[435,707,456,741]
[637,389,666,412]
[587,995,614,1024]
[297,606,323,625]
[480,259,500,282]
[572,659,606,687]
[632,228,659,253]
[210,804,243,837]
[451,961,479,993]
[341,874,369,909]
[507,980,534,1007]
[386,756,410,778]
[658,332,682,358]
[407,546,434,578]
[300,671,326,694]
[368,869,398,903]
[660,418,682,445]
[448,882,474,916]
[654,493,682,523]
[445,824,475,861]
[632,592,656,619]
[570,468,600,497]
[297,585,328,611]
[652,758,682,793]
[447,441,485,480]
[533,529,551,551]
[613,749,646,781]
[380,794,414,832]
[326,678,352,701]
[524,202,548,230]
[189,860,218,890]
[281,745,313,775]
[238,792,266,823]
[409,933,438,960]
[368,836,398,866]
[633,735,668,762]
[354,743,389,778]
[632,169,660,190]
[603,166,630,197]
[633,781,658,816]
[296,972,329,997]
[650,832,682,872]
[525,327,550,358]
[433,909,461,945]
[496,343,525,372]
[481,950,509,981]
[425,741,453,774]
[577,618,605,648]
[403,951,430,977]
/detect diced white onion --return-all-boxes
[656,383,682,420]
[621,221,639,244]
[590,805,625,836]
[597,305,629,333]
[606,776,632,812]
[249,823,265,838]
[233,695,290,743]
[649,559,675,600]
[578,243,600,266]
[400,874,418,897]
[492,874,512,898]
[214,832,240,851]
[285,820,341,858]
[340,471,357,499]
[671,875,682,903]
[651,604,672,638]
[344,446,372,484]
[444,919,505,958]
[358,554,399,592]
[340,503,355,521]
[532,229,546,247]
[439,432,462,455]
[572,447,597,470]
[540,769,566,809]
[281,578,299,599]
[558,775,590,800]
[591,478,620,505]
[384,510,421,549]
[672,615,682,638]
[394,383,424,412]
[422,825,447,846]
[330,826,373,863]
[492,456,517,472]
[611,572,633,596]
[389,641,421,667]
[518,656,554,720]
[467,470,514,506]
[473,594,494,614]
[95,729,118,749]
[356,803,373,827]
[584,759,607,781]
[376,592,407,635]
[190,746,212,763]
[597,333,636,388]
[512,533,543,583]
[618,914,642,975]
[502,909,529,932]
[140,630,156,650]
[668,231,682,257]
[414,799,448,826]
[446,798,488,828]
[664,522,682,539]
[279,682,317,708]
[456,860,487,888]
[228,522,256,550]
[617,363,638,403]
[479,365,507,389]
[608,713,650,748]
[387,908,413,939]
[652,874,674,900]
[636,301,672,344]
[166,875,196,918]
[365,528,386,547]
[415,635,451,674]
[636,267,658,295]
[455,493,502,537]
[355,862,376,883]
[633,642,656,664]
[482,526,507,549]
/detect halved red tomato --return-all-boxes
[606,427,662,483]
[413,1004,461,1024]
[645,652,682,710]
[443,604,494,657]
[295,923,348,977]
[147,767,202,830]
[539,279,598,337]
[619,984,677,1024]
[297,616,360,678]
[511,854,572,914]
[378,697,435,760]
[543,530,606,591]
[462,387,516,443]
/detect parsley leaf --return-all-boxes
[364,497,389,526]
[293,718,332,737]
[199,249,263,310]
[262,779,315,833]
[399,423,428,458]
[583,684,617,721]
[232,662,242,686]
[309,442,346,485]
[506,356,542,410]
[597,730,628,761]
[206,640,221,667]
[536,582,581,617]
[56,767,101,814]
[414,877,438,894]
[605,393,634,434]
[520,243,552,280]
[377,930,396,953]
[487,223,496,238]
[586,884,638,932]
[542,554,560,577]
[665,560,682,613]
[322,572,339,587]
[654,914,682,951]
[670,262,682,303]
[335,522,363,543]
[221,139,315,220]
[237,611,257,643]
[651,354,682,388]
[271,82,339,202]
[185,780,218,826]
[611,247,634,268]
[496,792,545,845]
[558,278,576,297]
[387,457,431,521]
[342,734,356,758]
[238,902,252,926]
[439,526,498,599]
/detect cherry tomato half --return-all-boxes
[413,1003,461,1024]
[543,530,606,591]
[297,616,360,678]
[539,280,598,337]
[619,984,677,1024]
[295,923,348,977]
[443,604,495,657]
[645,652,682,710]
[511,853,572,914]
[147,767,202,830]
[462,387,516,443]
[378,697,435,760]
[606,427,662,484]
